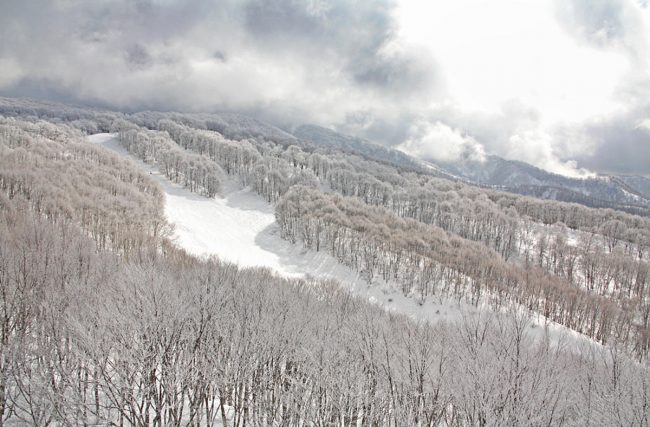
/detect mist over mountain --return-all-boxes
[3,0,650,177]
[293,122,650,216]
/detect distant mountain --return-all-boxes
[292,124,432,174]
[0,96,298,145]
[289,125,458,182]
[202,112,298,144]
[292,124,650,216]
[427,156,650,214]
[615,175,650,199]
[3,97,649,216]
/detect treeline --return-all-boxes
[0,117,168,254]
[6,97,649,256]
[159,120,261,178]
[306,152,650,260]
[276,186,648,355]
[1,206,649,426]
[117,125,223,197]
[150,119,318,203]
[387,182,650,310]
[3,102,650,357]
[116,118,650,351]
[2,96,650,241]
[0,106,649,425]
[250,140,650,337]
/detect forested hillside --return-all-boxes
[0,98,649,425]
[430,155,650,213]
[295,122,650,216]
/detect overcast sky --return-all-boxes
[1,0,650,176]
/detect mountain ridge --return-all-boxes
[292,123,650,216]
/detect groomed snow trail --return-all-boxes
[88,133,462,323]
[88,133,598,352]
[87,134,603,349]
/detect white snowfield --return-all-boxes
[87,133,461,323]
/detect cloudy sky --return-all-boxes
[1,0,650,176]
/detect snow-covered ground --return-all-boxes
[88,133,463,324]
[87,133,602,351]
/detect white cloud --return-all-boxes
[396,0,629,123]
[2,0,650,174]
[398,121,485,163]
[637,118,650,130]
[392,0,650,175]
[507,129,595,178]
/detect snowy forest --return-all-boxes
[0,97,649,425]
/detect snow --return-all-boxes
[621,187,643,202]
[87,133,602,350]
[87,133,463,324]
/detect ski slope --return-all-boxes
[88,133,463,323]
[87,133,602,350]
